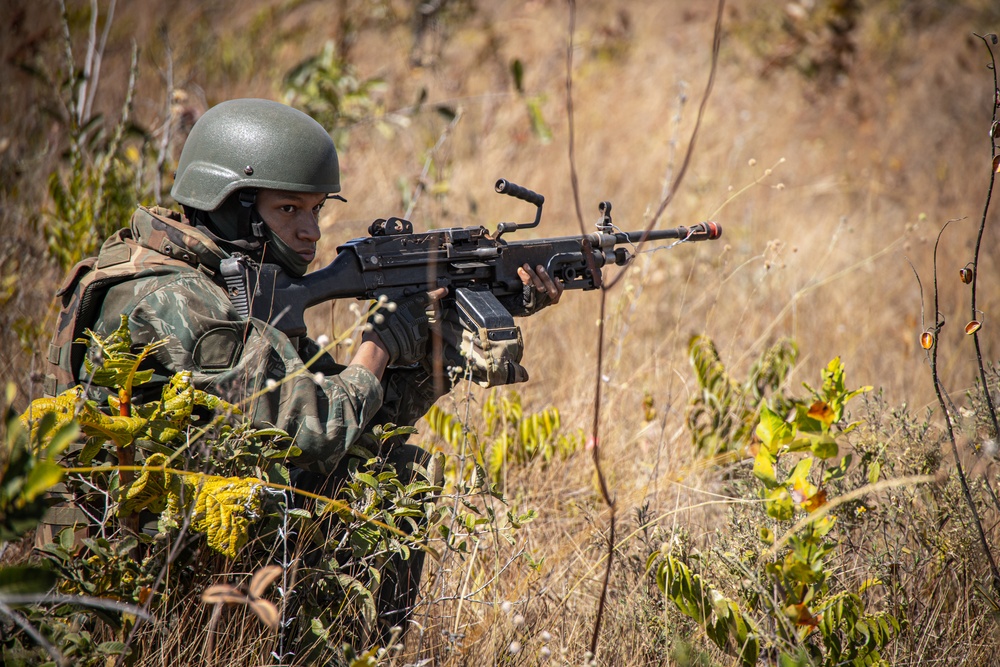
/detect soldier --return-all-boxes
[43,98,562,640]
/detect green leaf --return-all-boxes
[510,59,525,94]
[354,473,379,490]
[21,461,64,502]
[0,565,57,596]
[765,487,795,521]
[265,445,302,459]
[811,434,839,459]
[823,453,852,483]
[45,421,81,458]
[813,514,836,537]
[756,406,793,454]
[525,95,552,143]
[60,525,77,551]
[97,641,129,656]
[77,437,104,465]
[867,460,881,484]
[788,456,812,483]
[250,428,291,439]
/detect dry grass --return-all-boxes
[3,0,1000,665]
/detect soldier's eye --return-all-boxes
[279,205,296,213]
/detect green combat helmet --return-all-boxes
[171,98,343,276]
[171,98,341,210]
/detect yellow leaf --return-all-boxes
[859,578,883,594]
[801,488,827,513]
[20,389,81,436]
[784,602,819,627]
[192,477,262,558]
[120,453,174,517]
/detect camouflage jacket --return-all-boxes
[45,206,441,474]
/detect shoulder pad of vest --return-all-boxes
[55,257,98,299]
[132,206,227,272]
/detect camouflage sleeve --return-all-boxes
[296,338,443,431]
[373,366,447,429]
[94,272,383,474]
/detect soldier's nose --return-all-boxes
[299,217,321,242]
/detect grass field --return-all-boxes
[3,1,1000,665]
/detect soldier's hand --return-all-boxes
[368,288,447,366]
[517,264,564,314]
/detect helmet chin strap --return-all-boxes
[237,189,265,239]
[261,225,311,278]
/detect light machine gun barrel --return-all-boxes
[228,180,722,340]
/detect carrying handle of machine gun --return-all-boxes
[493,178,544,239]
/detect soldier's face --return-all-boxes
[256,189,327,264]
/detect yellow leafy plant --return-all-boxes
[121,453,262,558]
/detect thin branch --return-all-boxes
[0,593,152,618]
[969,33,1000,437]
[84,0,118,121]
[605,0,725,291]
[562,0,727,658]
[404,108,464,220]
[77,0,99,125]
[153,29,175,205]
[928,219,1000,596]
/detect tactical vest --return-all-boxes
[43,207,221,397]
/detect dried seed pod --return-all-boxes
[920,331,934,349]
[994,155,1000,173]
[960,265,974,284]
[966,320,982,335]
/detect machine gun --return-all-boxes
[220,179,722,342]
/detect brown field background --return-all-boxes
[3,0,1000,664]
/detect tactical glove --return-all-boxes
[428,308,528,387]
[368,293,432,366]
[520,279,557,315]
[497,269,560,317]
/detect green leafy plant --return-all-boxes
[653,357,903,666]
[5,316,539,663]
[1,384,72,542]
[283,40,389,146]
[686,334,798,458]
[44,6,144,272]
[425,389,584,485]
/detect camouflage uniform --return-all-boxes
[45,205,442,475]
